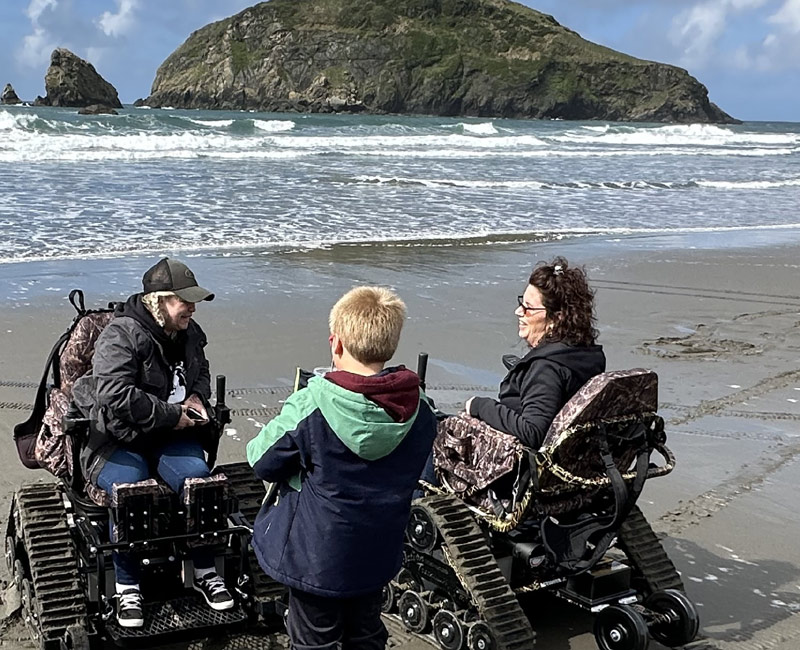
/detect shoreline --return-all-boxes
[1,233,800,648]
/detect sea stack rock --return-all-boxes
[1,84,21,105]
[41,48,123,108]
[145,0,736,123]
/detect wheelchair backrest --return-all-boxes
[431,368,672,531]
[535,368,666,496]
[14,290,115,477]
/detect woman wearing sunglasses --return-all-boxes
[464,256,606,449]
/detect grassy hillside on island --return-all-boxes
[145,0,735,122]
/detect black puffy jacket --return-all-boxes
[72,294,211,483]
[469,341,606,449]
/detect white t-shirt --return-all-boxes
[168,361,187,404]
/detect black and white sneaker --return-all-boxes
[116,588,144,628]
[193,572,234,611]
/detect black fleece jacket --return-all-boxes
[469,341,606,449]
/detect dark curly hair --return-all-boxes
[529,256,598,346]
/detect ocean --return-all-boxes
[2,105,800,267]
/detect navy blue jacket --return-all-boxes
[246,367,436,598]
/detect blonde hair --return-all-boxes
[141,291,176,328]
[329,286,407,364]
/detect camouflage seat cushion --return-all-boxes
[433,414,527,521]
[86,476,173,508]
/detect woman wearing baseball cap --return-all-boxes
[72,257,232,628]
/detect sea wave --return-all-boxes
[556,123,800,147]
[4,222,800,265]
[349,175,800,190]
[1,108,798,161]
[696,178,800,189]
[349,175,692,190]
[253,119,295,132]
[186,118,235,128]
[454,122,499,135]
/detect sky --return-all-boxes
[1,0,798,122]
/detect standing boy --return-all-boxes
[246,286,437,650]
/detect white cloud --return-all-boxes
[671,0,768,65]
[17,27,57,68]
[668,0,800,72]
[17,0,59,68]
[26,0,58,22]
[768,0,800,32]
[98,0,139,37]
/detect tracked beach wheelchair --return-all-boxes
[386,365,700,650]
[7,291,280,649]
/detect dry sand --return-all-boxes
[1,232,799,649]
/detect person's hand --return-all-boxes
[184,394,209,422]
[465,396,475,416]
[175,405,197,430]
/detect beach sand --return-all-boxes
[1,231,799,649]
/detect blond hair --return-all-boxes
[141,291,176,328]
[329,286,407,364]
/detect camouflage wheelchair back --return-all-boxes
[390,368,699,650]
[432,369,674,545]
[13,289,114,481]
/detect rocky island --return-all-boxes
[144,0,735,123]
[1,84,21,105]
[34,48,122,109]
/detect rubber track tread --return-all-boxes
[420,494,535,650]
[617,504,685,594]
[218,463,286,603]
[16,482,88,645]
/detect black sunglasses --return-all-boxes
[517,296,547,314]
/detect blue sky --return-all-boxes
[1,0,798,121]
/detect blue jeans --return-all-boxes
[96,440,214,586]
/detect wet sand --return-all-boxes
[1,231,800,648]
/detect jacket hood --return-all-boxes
[118,293,170,344]
[117,293,187,362]
[507,341,606,377]
[308,367,423,461]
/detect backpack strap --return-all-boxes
[13,328,71,445]
[540,422,650,576]
[68,289,86,314]
[14,289,94,446]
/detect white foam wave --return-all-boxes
[5,222,800,265]
[187,118,234,127]
[0,109,796,162]
[0,111,36,131]
[253,119,295,132]
[554,123,800,147]
[350,175,688,190]
[0,130,318,162]
[696,178,800,189]
[459,122,498,136]
[351,175,800,190]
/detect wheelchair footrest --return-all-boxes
[106,595,247,644]
[112,479,168,543]
[184,474,229,536]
